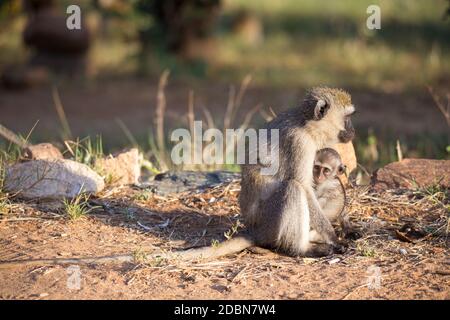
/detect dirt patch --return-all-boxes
[0,181,448,300]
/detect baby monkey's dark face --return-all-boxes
[313,148,346,185]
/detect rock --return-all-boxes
[328,258,341,265]
[334,141,357,184]
[24,143,63,160]
[287,293,299,299]
[139,171,240,196]
[4,159,104,200]
[94,148,140,186]
[210,284,229,293]
[371,159,450,191]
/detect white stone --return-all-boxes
[5,159,104,199]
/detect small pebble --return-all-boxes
[328,258,341,265]
[399,248,408,255]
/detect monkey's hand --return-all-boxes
[332,239,348,254]
[305,243,334,257]
[306,241,347,257]
[344,229,362,241]
[338,212,362,241]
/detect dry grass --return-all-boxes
[52,86,73,141]
[147,72,263,173]
[427,86,450,127]
[346,185,449,247]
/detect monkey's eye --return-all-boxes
[319,104,327,116]
[323,168,331,175]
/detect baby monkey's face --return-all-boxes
[313,149,346,185]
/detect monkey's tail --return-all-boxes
[0,236,255,269]
[337,176,347,217]
[163,235,254,261]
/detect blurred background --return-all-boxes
[0,0,449,173]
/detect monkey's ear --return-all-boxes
[314,99,329,120]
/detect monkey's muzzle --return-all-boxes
[338,118,355,143]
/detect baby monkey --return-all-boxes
[310,148,356,243]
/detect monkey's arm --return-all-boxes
[319,180,346,223]
[306,189,338,244]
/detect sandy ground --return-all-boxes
[0,182,448,300]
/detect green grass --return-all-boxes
[215,0,450,89]
[63,193,98,221]
[132,190,152,201]
[0,197,10,216]
[0,141,23,164]
[356,240,377,258]
[0,162,9,215]
[65,135,104,166]
[412,181,449,237]
[414,181,449,215]
[1,1,448,89]
[225,0,441,22]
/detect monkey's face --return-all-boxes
[325,103,355,144]
[338,113,355,143]
[313,150,346,185]
[308,88,356,144]
[313,163,346,184]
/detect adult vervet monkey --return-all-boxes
[240,87,356,256]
